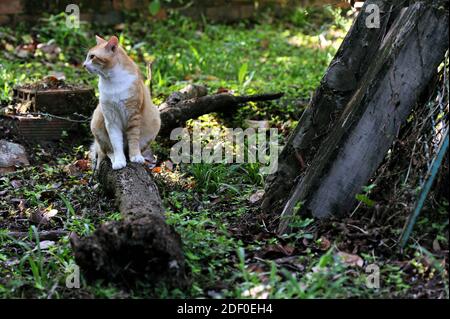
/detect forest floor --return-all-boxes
[0,8,448,298]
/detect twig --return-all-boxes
[7,229,68,241]
[147,61,153,96]
[235,92,284,103]
[347,223,369,235]
[20,112,90,123]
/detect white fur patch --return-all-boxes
[130,154,145,163]
[99,64,136,129]
[98,64,136,170]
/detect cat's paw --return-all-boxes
[130,154,145,164]
[112,158,127,170]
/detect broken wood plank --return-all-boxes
[13,86,96,116]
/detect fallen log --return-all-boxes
[277,0,449,233]
[70,85,283,285]
[159,90,283,136]
[261,0,400,225]
[8,229,68,241]
[70,160,185,285]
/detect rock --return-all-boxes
[249,190,265,204]
[0,140,29,174]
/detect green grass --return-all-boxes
[1,10,346,122]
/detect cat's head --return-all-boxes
[83,35,120,78]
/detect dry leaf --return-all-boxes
[242,284,271,299]
[249,190,265,204]
[432,239,441,252]
[44,209,58,219]
[18,199,26,213]
[318,236,331,251]
[163,160,174,171]
[74,159,90,171]
[152,166,162,174]
[38,240,55,250]
[10,180,22,189]
[259,244,295,259]
[216,87,233,94]
[336,252,364,268]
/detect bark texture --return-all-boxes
[261,0,401,224]
[70,160,186,285]
[160,91,283,136]
[278,0,449,233]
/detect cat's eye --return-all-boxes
[89,54,95,60]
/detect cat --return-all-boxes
[84,35,160,170]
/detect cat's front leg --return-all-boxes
[106,123,127,170]
[127,112,145,164]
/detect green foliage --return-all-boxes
[34,13,90,58]
[288,6,350,34]
[149,0,161,16]
[356,184,376,207]
[1,7,340,126]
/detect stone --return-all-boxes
[0,140,29,174]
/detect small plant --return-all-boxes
[188,163,241,194]
[355,184,376,207]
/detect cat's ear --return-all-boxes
[95,35,106,45]
[105,36,119,52]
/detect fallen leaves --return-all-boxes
[151,160,174,173]
[44,209,58,219]
[258,243,295,259]
[63,159,90,176]
[336,251,364,268]
[216,87,234,94]
[242,284,271,299]
[152,166,162,174]
[318,236,331,251]
[249,190,264,204]
[29,207,59,226]
[10,180,22,189]
[38,240,55,250]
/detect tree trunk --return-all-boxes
[261,0,400,225]
[278,0,449,233]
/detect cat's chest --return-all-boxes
[99,76,135,104]
[99,76,136,126]
[101,100,129,128]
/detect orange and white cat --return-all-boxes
[84,35,160,170]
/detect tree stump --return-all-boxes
[261,0,401,225]
[278,0,449,233]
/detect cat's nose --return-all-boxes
[82,63,86,68]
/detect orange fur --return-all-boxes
[84,35,160,170]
